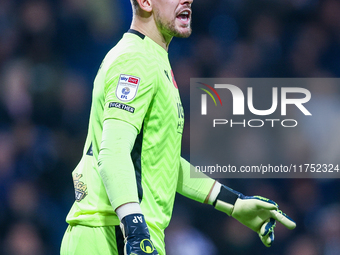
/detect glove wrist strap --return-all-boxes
[213,185,240,216]
[120,213,150,239]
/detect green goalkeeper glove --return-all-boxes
[213,185,296,247]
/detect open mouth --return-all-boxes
[177,10,191,23]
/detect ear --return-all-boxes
[136,0,152,12]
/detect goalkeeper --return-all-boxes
[60,0,296,254]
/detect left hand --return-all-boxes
[231,195,296,247]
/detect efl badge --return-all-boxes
[116,74,140,102]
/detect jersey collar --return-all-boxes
[128,29,145,40]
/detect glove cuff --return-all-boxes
[213,185,240,216]
[120,213,150,239]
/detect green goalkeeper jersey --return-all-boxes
[65,30,185,250]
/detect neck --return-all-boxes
[130,15,172,51]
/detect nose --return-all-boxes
[181,0,193,6]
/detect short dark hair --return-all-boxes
[131,0,139,9]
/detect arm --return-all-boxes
[98,118,139,210]
[177,157,296,247]
[176,157,215,203]
[98,119,158,255]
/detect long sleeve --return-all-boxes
[176,157,215,203]
[98,118,139,210]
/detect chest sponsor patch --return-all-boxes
[116,74,140,102]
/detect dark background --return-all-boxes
[0,0,340,254]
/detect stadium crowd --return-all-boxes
[0,0,340,254]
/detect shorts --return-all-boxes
[60,225,125,255]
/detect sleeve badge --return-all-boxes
[115,74,140,102]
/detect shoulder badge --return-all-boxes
[115,74,140,102]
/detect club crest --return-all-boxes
[73,173,88,202]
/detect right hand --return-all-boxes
[120,214,159,255]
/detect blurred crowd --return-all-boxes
[0,0,340,254]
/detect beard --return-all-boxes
[154,10,192,39]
